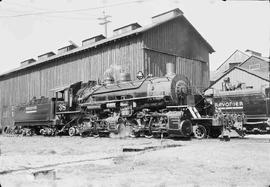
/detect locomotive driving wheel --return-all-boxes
[193,124,207,139]
[126,119,140,138]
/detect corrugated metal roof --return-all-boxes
[0,13,214,78]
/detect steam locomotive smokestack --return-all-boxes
[166,62,176,77]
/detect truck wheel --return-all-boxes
[193,125,207,139]
[68,127,76,137]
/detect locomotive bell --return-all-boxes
[165,62,176,77]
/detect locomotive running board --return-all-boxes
[56,111,81,115]
[80,95,166,107]
[166,105,201,119]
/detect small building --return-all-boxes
[239,55,269,72]
[0,8,214,126]
[211,50,250,82]
[211,49,269,83]
[207,66,269,96]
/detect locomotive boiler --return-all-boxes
[75,62,193,137]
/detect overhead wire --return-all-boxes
[0,0,148,18]
[0,1,95,21]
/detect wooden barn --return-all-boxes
[0,8,214,126]
[211,50,250,82]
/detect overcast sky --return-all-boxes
[0,0,269,74]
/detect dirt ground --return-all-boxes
[0,135,270,187]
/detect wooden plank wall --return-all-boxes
[142,17,210,64]
[142,16,210,92]
[144,49,209,92]
[176,56,209,91]
[0,36,143,127]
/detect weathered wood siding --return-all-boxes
[211,68,269,92]
[213,50,250,81]
[0,36,144,126]
[142,17,210,90]
[144,49,208,91]
[143,17,210,63]
[239,56,269,72]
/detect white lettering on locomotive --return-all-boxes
[25,106,37,113]
[215,100,243,110]
[58,103,67,111]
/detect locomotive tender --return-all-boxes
[8,63,198,138]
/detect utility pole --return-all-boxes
[97,11,111,37]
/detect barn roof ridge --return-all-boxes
[0,10,214,78]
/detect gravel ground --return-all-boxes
[0,135,270,187]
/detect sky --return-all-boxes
[0,0,269,74]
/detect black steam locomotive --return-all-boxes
[8,63,200,138]
[5,62,245,139]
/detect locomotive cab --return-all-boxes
[52,81,82,113]
[55,88,72,113]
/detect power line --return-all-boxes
[0,0,144,18]
[1,1,100,21]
